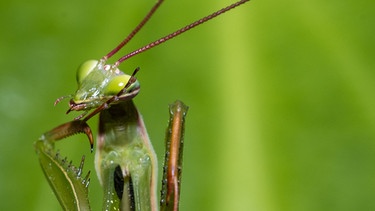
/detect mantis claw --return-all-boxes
[42,120,94,151]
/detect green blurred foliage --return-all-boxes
[1,0,375,210]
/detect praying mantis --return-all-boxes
[34,0,250,210]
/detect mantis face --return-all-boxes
[68,59,140,112]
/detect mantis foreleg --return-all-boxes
[34,120,93,211]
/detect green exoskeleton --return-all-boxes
[34,0,249,210]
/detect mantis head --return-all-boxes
[70,60,140,111]
[54,59,140,118]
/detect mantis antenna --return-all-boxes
[101,0,249,66]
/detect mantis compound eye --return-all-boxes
[104,74,140,96]
[76,60,99,84]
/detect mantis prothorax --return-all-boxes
[34,0,250,210]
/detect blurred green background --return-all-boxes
[1,0,375,210]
